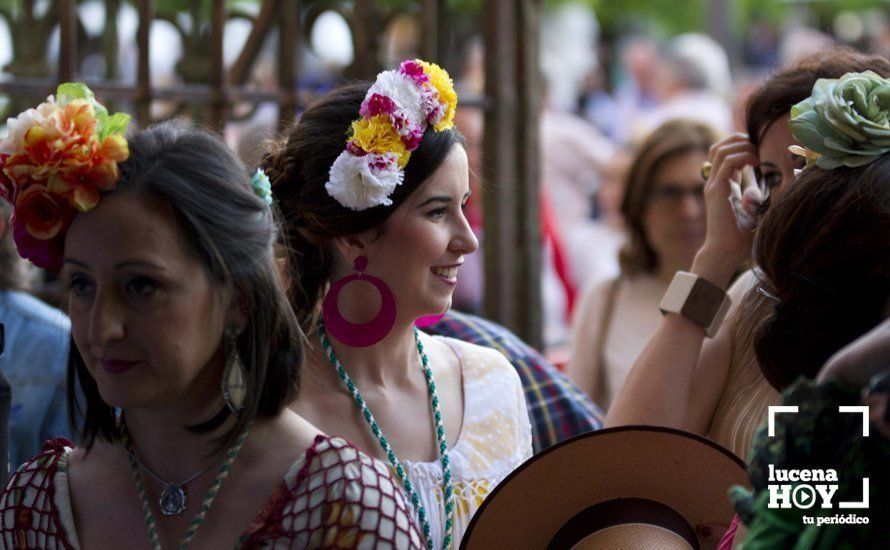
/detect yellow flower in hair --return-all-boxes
[350,115,410,168]
[419,61,458,131]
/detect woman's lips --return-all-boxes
[431,265,460,285]
[98,358,141,374]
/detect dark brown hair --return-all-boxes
[752,154,890,390]
[619,119,720,275]
[262,83,464,330]
[71,121,302,450]
[733,49,890,378]
[746,47,890,151]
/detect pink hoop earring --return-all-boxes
[322,256,396,347]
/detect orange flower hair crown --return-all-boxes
[0,83,131,269]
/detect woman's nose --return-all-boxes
[452,210,479,254]
[87,288,126,350]
[678,192,705,221]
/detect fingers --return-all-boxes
[705,136,758,199]
[708,151,760,197]
[707,133,754,163]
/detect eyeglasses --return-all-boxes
[755,286,780,303]
[650,184,705,205]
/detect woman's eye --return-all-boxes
[761,172,782,190]
[127,276,159,297]
[427,207,447,219]
[67,274,94,297]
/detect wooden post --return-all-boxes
[351,0,379,79]
[482,0,542,348]
[209,0,227,130]
[104,0,120,80]
[278,0,300,128]
[482,0,517,336]
[230,0,280,86]
[136,0,153,126]
[515,0,542,349]
[57,0,77,82]
[419,0,443,61]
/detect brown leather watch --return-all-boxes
[659,272,732,338]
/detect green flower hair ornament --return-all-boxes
[789,70,890,169]
[250,168,273,205]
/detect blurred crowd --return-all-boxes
[0,1,888,547]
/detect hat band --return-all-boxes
[548,497,699,550]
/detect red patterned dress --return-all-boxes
[0,435,423,549]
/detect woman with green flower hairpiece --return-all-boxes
[607,48,890,462]
[0,85,424,548]
[262,59,533,549]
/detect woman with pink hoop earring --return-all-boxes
[262,60,533,549]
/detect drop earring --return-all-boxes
[221,325,248,415]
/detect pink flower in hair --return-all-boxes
[346,141,368,157]
[418,87,445,125]
[400,125,424,150]
[399,60,429,84]
[389,110,424,150]
[359,93,397,119]
[366,152,399,174]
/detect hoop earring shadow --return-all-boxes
[322,256,396,347]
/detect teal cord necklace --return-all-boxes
[317,318,455,549]
[122,420,252,550]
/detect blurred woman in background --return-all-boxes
[569,119,719,408]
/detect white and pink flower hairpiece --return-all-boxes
[325,59,458,211]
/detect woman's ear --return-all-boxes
[330,234,366,266]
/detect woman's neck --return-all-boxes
[123,398,235,481]
[311,318,422,389]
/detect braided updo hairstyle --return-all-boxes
[262,83,464,330]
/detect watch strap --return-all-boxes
[660,272,732,338]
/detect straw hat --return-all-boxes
[461,426,749,549]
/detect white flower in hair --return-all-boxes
[367,70,424,126]
[326,151,404,210]
[0,97,57,154]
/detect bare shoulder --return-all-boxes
[246,410,325,468]
[66,440,125,488]
[422,332,518,384]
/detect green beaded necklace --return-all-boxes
[317,318,455,549]
[122,421,252,550]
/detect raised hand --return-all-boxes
[693,133,760,288]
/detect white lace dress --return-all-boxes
[404,336,534,549]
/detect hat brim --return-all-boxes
[461,425,750,549]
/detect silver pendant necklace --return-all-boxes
[126,451,216,516]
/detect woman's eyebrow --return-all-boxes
[417,195,452,207]
[114,260,165,270]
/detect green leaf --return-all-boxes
[99,112,132,141]
[56,82,94,104]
